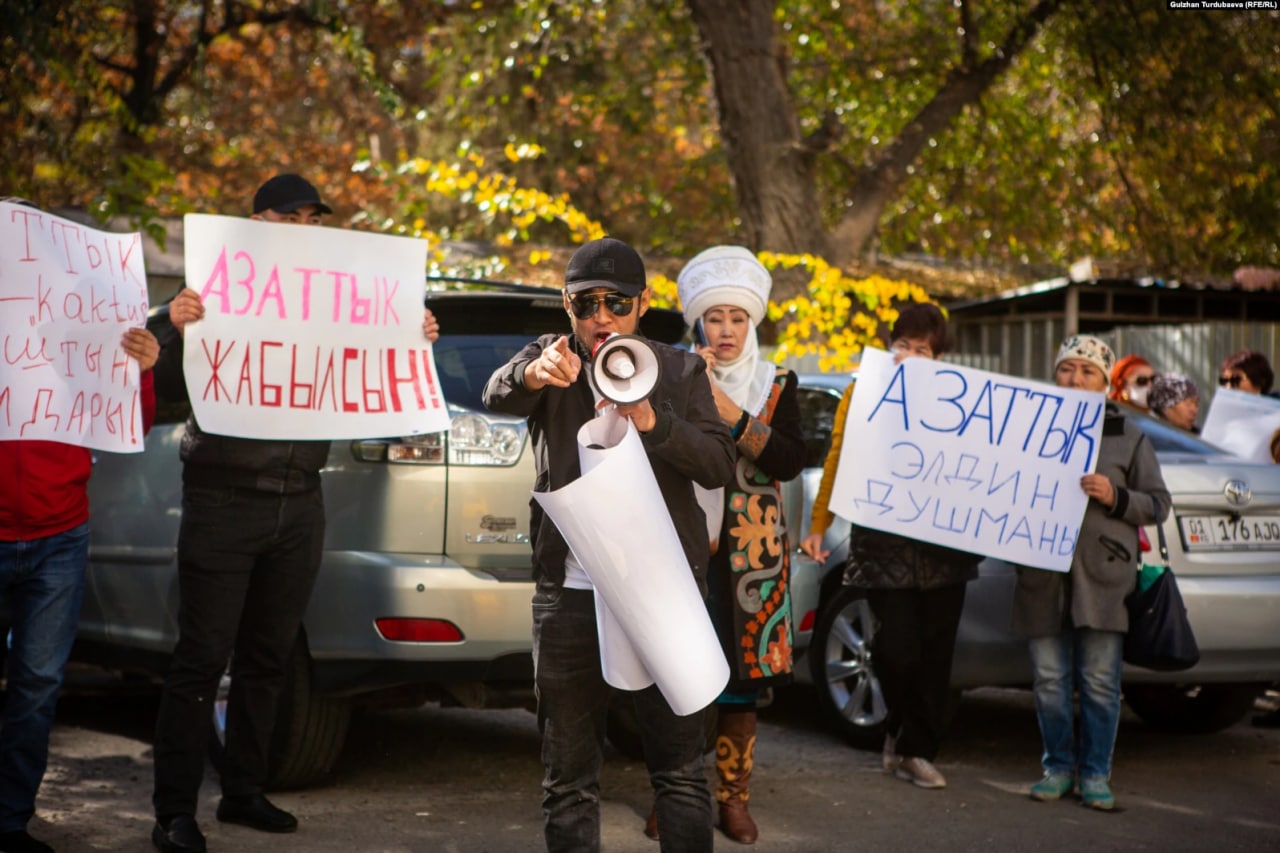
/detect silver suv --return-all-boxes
[78,285,687,787]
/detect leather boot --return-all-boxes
[715,707,759,845]
[643,805,659,840]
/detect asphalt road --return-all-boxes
[26,679,1280,852]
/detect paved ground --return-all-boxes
[25,679,1280,852]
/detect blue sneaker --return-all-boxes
[1029,772,1074,802]
[1079,777,1116,810]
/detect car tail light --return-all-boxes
[375,618,465,643]
[799,609,816,633]
[350,407,527,467]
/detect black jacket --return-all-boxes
[482,333,735,590]
[154,319,330,494]
[844,525,982,591]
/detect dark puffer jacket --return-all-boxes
[844,525,981,590]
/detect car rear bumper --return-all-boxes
[303,550,535,693]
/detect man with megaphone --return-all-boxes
[483,237,735,853]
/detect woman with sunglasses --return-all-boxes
[641,246,806,846]
[1218,350,1275,396]
[1108,354,1157,410]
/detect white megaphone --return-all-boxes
[590,334,661,405]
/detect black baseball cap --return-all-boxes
[564,237,647,296]
[252,174,333,215]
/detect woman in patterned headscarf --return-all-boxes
[650,246,805,846]
[1148,373,1200,432]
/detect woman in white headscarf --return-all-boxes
[648,246,804,845]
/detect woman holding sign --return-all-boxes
[801,303,982,791]
[1013,335,1170,810]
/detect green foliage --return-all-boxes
[3,0,1277,370]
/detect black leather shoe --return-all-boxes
[151,815,206,853]
[0,829,53,853]
[216,794,298,833]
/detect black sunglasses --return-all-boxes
[1131,375,1154,387]
[1219,374,1244,388]
[570,292,636,319]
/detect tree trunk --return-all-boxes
[685,0,831,266]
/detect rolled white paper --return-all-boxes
[533,411,729,716]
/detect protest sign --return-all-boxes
[829,348,1105,572]
[183,214,448,440]
[0,201,148,452]
[1200,386,1280,462]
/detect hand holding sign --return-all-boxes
[182,214,446,441]
[121,328,159,372]
[169,287,205,335]
[422,308,440,343]
[0,201,150,452]
[828,348,1105,573]
[1080,473,1116,508]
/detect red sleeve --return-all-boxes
[140,368,156,436]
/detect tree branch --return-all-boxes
[829,0,1070,260]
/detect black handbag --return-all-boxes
[1123,524,1200,671]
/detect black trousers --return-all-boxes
[532,586,712,853]
[152,484,324,818]
[866,584,967,762]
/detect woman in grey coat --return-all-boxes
[1012,335,1171,811]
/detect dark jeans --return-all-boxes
[0,523,89,833]
[152,485,324,818]
[866,584,967,762]
[532,585,712,853]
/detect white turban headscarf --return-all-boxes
[676,246,775,416]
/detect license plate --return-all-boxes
[1178,515,1280,551]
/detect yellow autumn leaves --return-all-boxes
[398,149,934,372]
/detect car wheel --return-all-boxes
[1124,683,1264,734]
[208,636,353,789]
[604,692,718,761]
[809,585,888,749]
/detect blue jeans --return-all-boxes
[532,584,712,853]
[0,522,90,833]
[1028,628,1124,781]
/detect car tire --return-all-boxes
[809,585,889,749]
[1123,683,1264,734]
[208,636,352,790]
[604,692,718,761]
